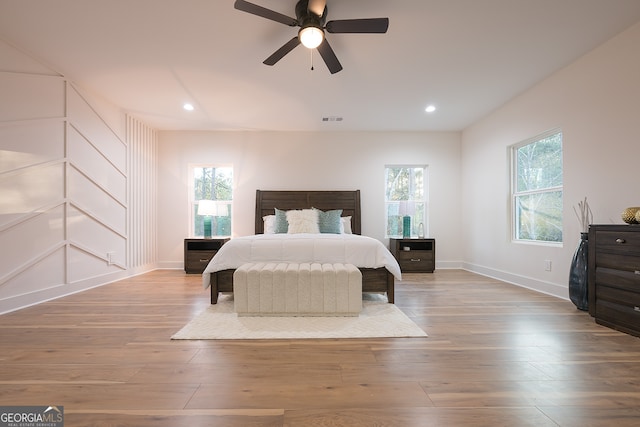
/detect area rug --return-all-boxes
[171,294,427,340]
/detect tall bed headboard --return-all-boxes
[254,190,362,235]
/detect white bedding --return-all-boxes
[202,233,402,289]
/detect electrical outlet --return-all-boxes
[107,252,114,266]
[544,260,552,271]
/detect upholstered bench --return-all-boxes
[233,262,362,316]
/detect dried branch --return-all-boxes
[573,197,593,234]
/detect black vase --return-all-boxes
[569,232,589,311]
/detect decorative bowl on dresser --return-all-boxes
[588,224,640,337]
[184,238,229,274]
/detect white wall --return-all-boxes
[0,39,158,314]
[7,18,638,312]
[157,131,463,269]
[461,22,640,299]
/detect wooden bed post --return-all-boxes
[387,272,395,303]
[210,273,219,304]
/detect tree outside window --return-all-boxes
[512,130,563,243]
[385,166,427,238]
[191,166,233,237]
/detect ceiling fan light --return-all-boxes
[299,26,324,49]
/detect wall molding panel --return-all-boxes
[67,87,127,171]
[126,115,158,271]
[0,207,66,284]
[67,165,127,235]
[0,160,65,229]
[0,39,158,314]
[0,120,65,173]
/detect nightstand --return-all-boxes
[390,238,435,273]
[184,238,229,274]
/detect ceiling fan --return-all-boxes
[234,0,389,74]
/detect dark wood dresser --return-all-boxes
[588,224,640,337]
[389,238,435,273]
[184,238,229,274]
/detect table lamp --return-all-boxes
[197,200,217,239]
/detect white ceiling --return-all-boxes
[2,0,640,132]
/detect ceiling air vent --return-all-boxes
[322,116,343,122]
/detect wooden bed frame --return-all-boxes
[209,189,395,304]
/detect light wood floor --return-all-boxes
[1,269,640,426]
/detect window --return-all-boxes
[511,130,563,243]
[190,165,233,237]
[385,165,428,238]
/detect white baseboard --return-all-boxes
[435,260,464,270]
[461,262,569,301]
[157,261,183,270]
[0,264,159,315]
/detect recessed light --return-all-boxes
[183,103,194,111]
[425,105,436,113]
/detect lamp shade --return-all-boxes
[299,26,324,49]
[197,200,217,216]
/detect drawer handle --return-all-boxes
[199,259,210,263]
[410,258,421,262]
[636,271,640,275]
[635,307,640,313]
[616,238,626,244]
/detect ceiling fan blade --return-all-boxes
[316,38,343,74]
[234,0,298,26]
[326,18,389,33]
[307,0,326,17]
[263,37,301,66]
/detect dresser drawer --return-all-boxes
[397,250,434,272]
[594,230,640,255]
[595,266,640,291]
[596,282,640,308]
[186,250,216,267]
[595,253,640,272]
[595,299,640,335]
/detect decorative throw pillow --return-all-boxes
[274,208,288,233]
[340,216,353,234]
[263,215,276,234]
[313,208,343,233]
[286,209,320,234]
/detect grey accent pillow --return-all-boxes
[314,208,343,234]
[274,208,288,233]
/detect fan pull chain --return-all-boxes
[310,49,314,71]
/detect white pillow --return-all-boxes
[286,209,320,234]
[263,215,276,234]
[341,216,353,234]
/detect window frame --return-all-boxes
[384,164,429,239]
[188,163,233,238]
[510,129,563,245]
